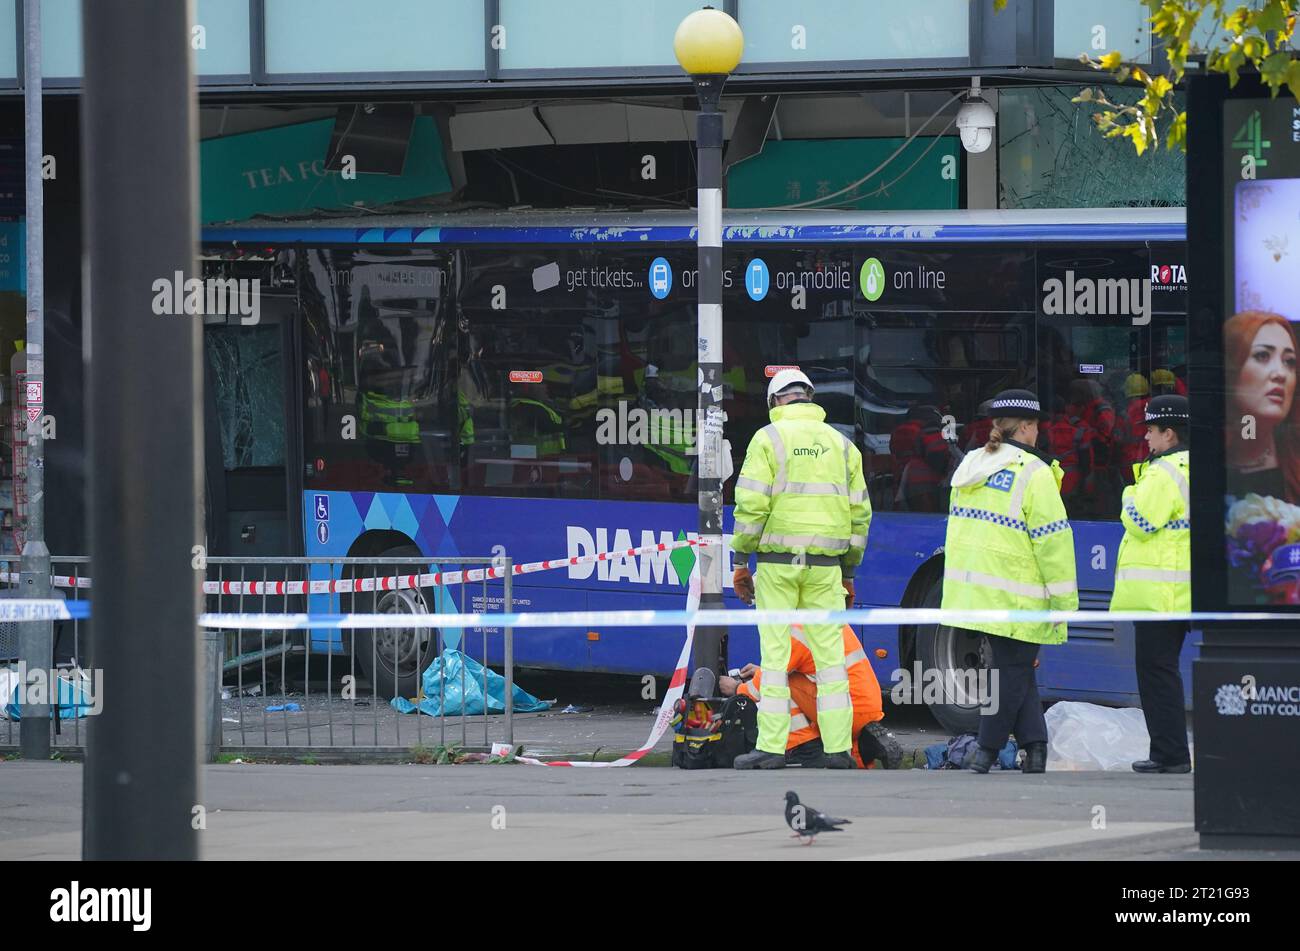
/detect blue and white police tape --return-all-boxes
[0,599,90,621]
[198,606,1300,631]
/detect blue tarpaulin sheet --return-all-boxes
[390,649,552,718]
[3,672,95,721]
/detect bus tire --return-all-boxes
[913,576,987,735]
[350,545,438,700]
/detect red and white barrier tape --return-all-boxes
[0,537,714,597]
[516,571,700,768]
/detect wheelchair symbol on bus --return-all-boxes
[314,494,330,521]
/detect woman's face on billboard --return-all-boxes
[1235,323,1297,425]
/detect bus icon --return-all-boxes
[649,257,672,299]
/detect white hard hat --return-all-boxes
[767,368,814,407]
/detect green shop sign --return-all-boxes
[201,117,452,224]
[727,137,959,211]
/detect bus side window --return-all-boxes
[458,251,595,501]
[594,250,697,503]
[859,314,1031,513]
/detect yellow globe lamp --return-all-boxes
[673,7,744,77]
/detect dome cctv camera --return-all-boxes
[956,94,995,154]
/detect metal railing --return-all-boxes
[1,554,515,760]
[0,556,90,751]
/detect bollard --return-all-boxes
[202,629,224,763]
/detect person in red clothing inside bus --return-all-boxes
[1043,397,1093,501]
[720,625,903,769]
[897,406,952,512]
[964,399,994,453]
[889,407,924,482]
[1119,373,1151,484]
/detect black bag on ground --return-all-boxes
[672,694,757,769]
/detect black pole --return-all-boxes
[82,0,201,860]
[691,73,728,679]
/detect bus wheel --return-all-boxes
[351,546,438,700]
[913,577,987,735]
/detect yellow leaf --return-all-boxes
[1167,111,1188,152]
[1099,51,1124,71]
[1126,122,1149,156]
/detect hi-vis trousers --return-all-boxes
[754,561,851,754]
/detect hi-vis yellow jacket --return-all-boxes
[941,441,1078,644]
[1110,448,1190,613]
[731,402,871,571]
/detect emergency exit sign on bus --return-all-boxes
[764,365,799,377]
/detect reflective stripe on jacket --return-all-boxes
[737,625,883,759]
[731,402,871,570]
[941,441,1078,644]
[1110,448,1190,613]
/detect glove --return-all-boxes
[733,566,755,605]
[842,577,855,610]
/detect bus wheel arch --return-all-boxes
[903,553,986,735]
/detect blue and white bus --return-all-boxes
[201,208,1188,731]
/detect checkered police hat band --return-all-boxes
[1145,410,1188,422]
[990,398,1040,412]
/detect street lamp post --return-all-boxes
[674,8,743,679]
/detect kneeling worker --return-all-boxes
[730,368,871,770]
[1110,394,1192,774]
[720,624,903,769]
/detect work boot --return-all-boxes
[863,722,904,770]
[734,749,786,770]
[965,746,998,774]
[821,751,855,769]
[1023,742,1047,774]
[1132,759,1191,774]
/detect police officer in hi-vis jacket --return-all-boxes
[1110,394,1192,773]
[942,389,1078,774]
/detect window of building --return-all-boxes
[739,0,969,65]
[265,0,484,74]
[1053,0,1150,64]
[498,0,702,71]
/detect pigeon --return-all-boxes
[784,790,850,845]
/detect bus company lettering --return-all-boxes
[1150,262,1187,291]
[595,402,698,451]
[566,527,735,586]
[151,271,260,325]
[1041,270,1151,326]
